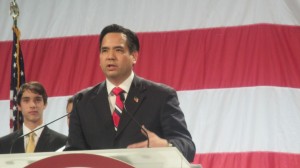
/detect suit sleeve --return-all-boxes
[160,88,196,162]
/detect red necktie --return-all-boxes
[112,87,124,131]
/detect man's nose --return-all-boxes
[29,100,37,108]
[107,51,116,60]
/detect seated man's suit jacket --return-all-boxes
[0,126,67,154]
[66,75,196,162]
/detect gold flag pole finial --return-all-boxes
[10,0,19,26]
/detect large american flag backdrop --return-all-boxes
[1,0,300,167]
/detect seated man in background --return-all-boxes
[66,96,73,126]
[56,96,73,152]
[0,81,67,154]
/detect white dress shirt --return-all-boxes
[23,123,44,150]
[106,71,134,114]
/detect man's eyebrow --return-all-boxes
[101,46,108,49]
[22,95,43,99]
[100,46,124,51]
[113,46,124,49]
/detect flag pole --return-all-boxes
[10,0,19,27]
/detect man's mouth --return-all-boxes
[107,64,117,70]
[29,111,38,115]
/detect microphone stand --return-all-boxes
[120,94,150,148]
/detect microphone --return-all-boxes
[9,93,83,153]
[120,94,150,148]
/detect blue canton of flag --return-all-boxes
[10,26,26,132]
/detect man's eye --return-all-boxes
[23,99,29,103]
[101,49,108,53]
[116,48,124,53]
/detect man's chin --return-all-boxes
[27,118,42,124]
[106,72,120,79]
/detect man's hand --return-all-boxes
[127,125,168,148]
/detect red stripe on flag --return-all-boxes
[193,152,300,168]
[1,24,300,99]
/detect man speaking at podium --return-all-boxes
[65,24,195,162]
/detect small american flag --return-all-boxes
[10,25,26,132]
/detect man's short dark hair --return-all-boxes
[17,81,48,105]
[99,24,140,53]
[66,96,74,109]
[67,96,74,105]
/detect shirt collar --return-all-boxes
[23,123,44,138]
[106,71,134,94]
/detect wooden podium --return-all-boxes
[0,147,192,168]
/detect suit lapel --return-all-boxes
[91,82,116,132]
[35,126,49,152]
[116,76,146,137]
[13,130,25,153]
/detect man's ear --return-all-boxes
[132,51,138,64]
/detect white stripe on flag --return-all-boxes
[1,0,299,41]
[178,86,300,153]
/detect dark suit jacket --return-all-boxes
[0,126,67,154]
[66,75,195,161]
